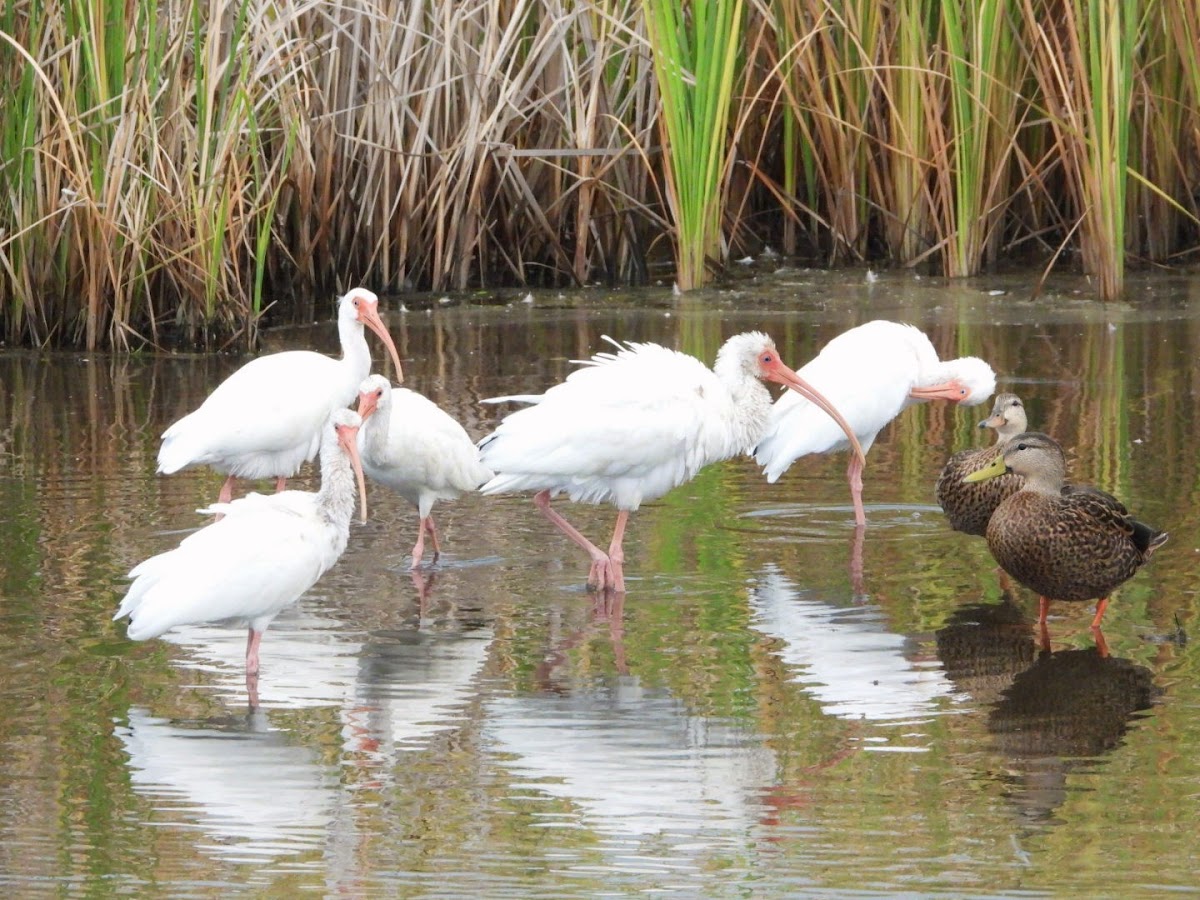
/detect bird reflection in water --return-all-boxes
[992,646,1159,824]
[534,591,629,692]
[936,597,1160,824]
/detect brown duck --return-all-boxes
[964,432,1167,629]
[936,392,1027,535]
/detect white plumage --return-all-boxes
[116,408,369,675]
[754,320,996,524]
[157,287,403,504]
[478,332,864,592]
[356,374,493,568]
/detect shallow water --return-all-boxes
[2,266,1199,896]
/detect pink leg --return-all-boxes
[214,475,237,521]
[1037,596,1051,651]
[410,524,427,570]
[426,517,442,562]
[274,476,288,492]
[845,455,866,527]
[533,490,614,591]
[1091,624,1109,658]
[605,511,629,594]
[1091,597,1110,628]
[1037,596,1051,626]
[409,517,443,569]
[245,628,264,675]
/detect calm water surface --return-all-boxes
[2,267,1199,896]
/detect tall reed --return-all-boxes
[937,0,1025,276]
[642,0,746,289]
[1020,0,1137,300]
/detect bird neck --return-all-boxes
[723,374,774,453]
[338,316,371,382]
[360,401,391,460]
[315,433,358,529]
[1020,470,1065,496]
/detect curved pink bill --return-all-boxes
[765,360,867,465]
[337,423,369,523]
[359,305,405,385]
[909,380,968,402]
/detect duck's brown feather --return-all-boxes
[936,442,1023,535]
[986,477,1166,603]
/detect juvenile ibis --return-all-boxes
[116,408,369,676]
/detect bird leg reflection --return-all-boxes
[533,490,625,593]
[245,671,260,710]
[849,524,866,599]
[410,568,436,613]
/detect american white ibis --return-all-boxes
[754,320,996,525]
[478,332,865,593]
[115,408,369,676]
[157,287,403,504]
[355,374,493,569]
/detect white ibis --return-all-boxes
[115,408,369,676]
[157,287,403,504]
[355,374,493,569]
[754,320,996,525]
[478,332,865,593]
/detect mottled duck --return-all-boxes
[964,432,1167,628]
[936,392,1028,535]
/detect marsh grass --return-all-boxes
[1,0,1198,347]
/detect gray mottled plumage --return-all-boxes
[971,433,1167,613]
[936,393,1028,535]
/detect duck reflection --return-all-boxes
[748,564,960,730]
[935,596,1159,823]
[934,595,1037,705]
[116,707,336,862]
[987,645,1159,823]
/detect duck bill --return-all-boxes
[910,380,966,402]
[963,454,1007,483]
[360,307,405,385]
[977,412,1005,429]
[768,365,867,466]
[338,425,370,523]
